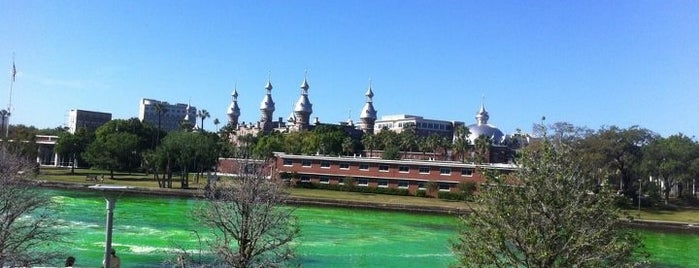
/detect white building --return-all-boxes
[374,114,464,139]
[66,109,112,134]
[139,98,197,132]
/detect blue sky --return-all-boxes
[1,1,697,138]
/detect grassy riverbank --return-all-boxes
[35,167,699,223]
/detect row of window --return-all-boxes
[284,159,474,177]
[375,122,454,131]
[298,176,453,191]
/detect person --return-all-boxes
[102,248,121,268]
[65,256,75,267]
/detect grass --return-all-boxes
[35,167,699,223]
[629,209,699,223]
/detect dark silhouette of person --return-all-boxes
[102,248,121,268]
[65,256,75,267]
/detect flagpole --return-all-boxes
[5,53,15,137]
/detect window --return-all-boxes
[461,168,474,177]
[337,178,345,185]
[320,176,330,184]
[283,159,293,166]
[419,166,430,174]
[440,167,451,175]
[378,165,389,172]
[320,161,330,168]
[398,180,409,189]
[418,182,426,190]
[301,160,312,167]
[339,162,350,169]
[398,166,409,173]
[378,179,389,188]
[300,176,311,183]
[439,183,451,192]
[359,164,370,171]
[358,179,369,186]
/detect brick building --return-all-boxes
[218,153,517,194]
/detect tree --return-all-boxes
[54,128,93,173]
[473,136,492,163]
[425,133,441,159]
[453,125,471,163]
[83,131,139,178]
[452,139,646,268]
[155,132,219,189]
[576,126,656,196]
[0,146,68,266]
[361,133,378,157]
[399,125,418,158]
[193,159,299,267]
[642,134,698,203]
[213,118,221,132]
[341,136,355,156]
[154,102,168,144]
[198,109,211,131]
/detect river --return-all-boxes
[42,189,699,267]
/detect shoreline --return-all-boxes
[36,181,699,234]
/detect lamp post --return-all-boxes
[89,185,131,268]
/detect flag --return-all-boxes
[12,61,16,82]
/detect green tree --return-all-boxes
[83,131,139,178]
[576,126,656,196]
[213,118,220,132]
[399,125,418,158]
[473,136,491,164]
[425,133,441,160]
[198,109,210,131]
[452,139,646,268]
[154,102,167,144]
[341,136,355,156]
[312,124,348,155]
[453,125,471,163]
[361,133,378,157]
[253,133,284,159]
[156,131,219,189]
[54,128,93,173]
[642,133,698,203]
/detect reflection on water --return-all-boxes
[43,189,699,267]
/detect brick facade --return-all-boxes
[218,153,517,195]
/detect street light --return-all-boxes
[89,185,132,268]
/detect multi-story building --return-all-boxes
[218,153,517,194]
[66,109,112,134]
[139,98,197,132]
[374,114,465,139]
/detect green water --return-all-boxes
[45,189,698,267]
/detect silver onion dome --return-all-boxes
[467,104,504,144]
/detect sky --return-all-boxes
[1,0,697,138]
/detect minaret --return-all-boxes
[181,101,195,131]
[475,103,490,126]
[227,87,241,127]
[359,82,377,134]
[259,78,276,132]
[293,74,313,130]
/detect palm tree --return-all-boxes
[425,133,441,160]
[153,103,167,145]
[399,125,417,158]
[213,118,220,132]
[453,125,471,162]
[474,136,492,164]
[361,133,378,157]
[198,109,210,131]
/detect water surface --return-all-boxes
[46,189,698,267]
